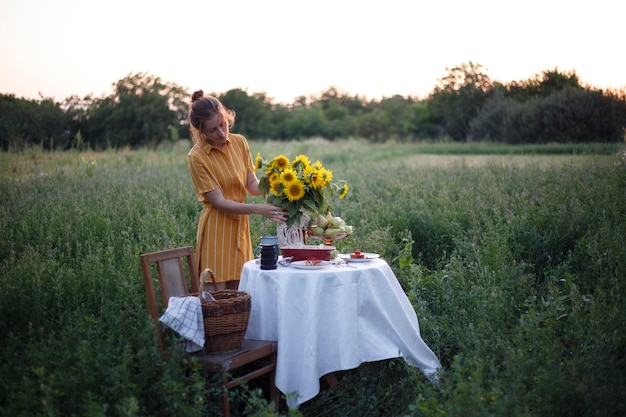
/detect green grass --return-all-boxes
[1,141,625,416]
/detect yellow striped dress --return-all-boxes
[187,133,255,283]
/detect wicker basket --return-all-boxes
[199,268,251,354]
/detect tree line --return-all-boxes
[1,62,625,151]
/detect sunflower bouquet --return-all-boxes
[255,153,349,229]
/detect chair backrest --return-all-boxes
[140,246,200,347]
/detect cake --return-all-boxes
[350,250,365,259]
[305,258,323,266]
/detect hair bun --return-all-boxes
[191,90,204,102]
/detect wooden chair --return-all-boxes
[140,246,279,417]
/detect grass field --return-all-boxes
[1,140,625,416]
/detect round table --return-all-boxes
[238,257,441,408]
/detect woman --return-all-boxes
[187,90,287,290]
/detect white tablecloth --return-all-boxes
[239,258,441,408]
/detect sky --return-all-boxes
[1,0,624,105]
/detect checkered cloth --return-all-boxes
[159,296,204,352]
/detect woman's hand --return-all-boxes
[203,189,287,222]
[260,203,288,223]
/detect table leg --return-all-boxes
[323,373,339,387]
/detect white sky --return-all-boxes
[1,0,624,104]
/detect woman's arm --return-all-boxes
[204,188,286,222]
[246,172,262,196]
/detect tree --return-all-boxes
[285,104,330,140]
[86,72,188,148]
[0,94,68,150]
[266,103,291,140]
[315,87,368,139]
[358,95,416,142]
[427,62,493,141]
[62,95,92,150]
[471,85,626,144]
[218,89,273,140]
[0,94,34,150]
[504,68,583,102]
[408,100,439,139]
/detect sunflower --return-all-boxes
[279,168,298,186]
[307,169,326,190]
[303,164,314,175]
[265,161,276,176]
[292,154,310,168]
[270,178,282,196]
[339,183,349,199]
[254,152,262,172]
[284,180,305,202]
[310,160,324,172]
[322,168,333,183]
[313,168,332,188]
[273,155,290,171]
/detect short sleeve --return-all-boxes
[188,147,219,200]
[237,134,255,174]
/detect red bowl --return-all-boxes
[280,245,335,261]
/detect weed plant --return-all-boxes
[1,140,624,416]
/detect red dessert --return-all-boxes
[305,258,323,266]
[350,250,365,259]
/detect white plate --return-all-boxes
[338,253,380,263]
[290,260,329,270]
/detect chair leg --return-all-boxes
[221,372,231,417]
[324,373,339,387]
[270,352,279,411]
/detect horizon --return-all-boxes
[0,64,620,105]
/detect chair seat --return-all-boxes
[191,339,276,373]
[191,339,278,407]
